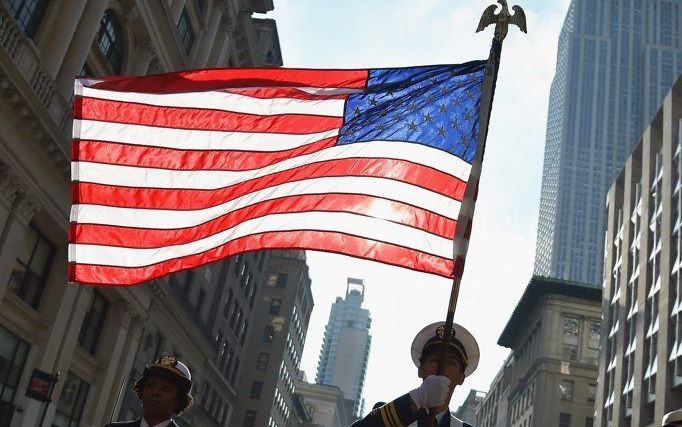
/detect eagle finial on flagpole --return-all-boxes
[476,0,527,42]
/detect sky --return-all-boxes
[262,0,572,413]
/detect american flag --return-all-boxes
[69,63,486,285]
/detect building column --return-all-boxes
[36,0,89,78]
[130,40,156,75]
[0,171,41,302]
[168,0,187,24]
[208,12,233,67]
[89,303,145,425]
[193,10,221,67]
[19,285,93,427]
[55,1,108,98]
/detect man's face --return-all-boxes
[418,348,465,398]
[141,375,180,421]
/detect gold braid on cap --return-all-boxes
[423,325,469,366]
[153,355,184,377]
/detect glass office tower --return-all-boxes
[535,0,682,284]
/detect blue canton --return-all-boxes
[338,62,486,164]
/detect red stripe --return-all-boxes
[71,194,456,247]
[86,68,369,93]
[76,97,342,134]
[224,87,349,100]
[73,158,467,209]
[73,138,337,170]
[69,231,454,285]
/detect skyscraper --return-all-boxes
[316,278,372,418]
[535,0,682,284]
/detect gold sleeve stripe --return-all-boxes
[387,401,405,427]
[379,406,393,426]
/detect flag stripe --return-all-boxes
[79,86,348,116]
[224,87,351,100]
[73,142,471,187]
[72,176,462,226]
[84,68,370,92]
[76,97,343,134]
[72,129,470,180]
[68,211,454,266]
[71,193,456,248]
[69,230,454,285]
[73,138,338,171]
[74,119,339,152]
[73,158,466,207]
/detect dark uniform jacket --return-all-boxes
[106,420,179,427]
[351,394,475,427]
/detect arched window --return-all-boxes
[5,0,49,38]
[96,9,123,74]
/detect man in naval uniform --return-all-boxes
[351,322,479,427]
[106,355,193,427]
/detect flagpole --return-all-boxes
[427,2,526,426]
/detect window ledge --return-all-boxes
[2,291,48,332]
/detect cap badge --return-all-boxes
[435,324,456,340]
[157,355,178,367]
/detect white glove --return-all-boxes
[408,375,451,409]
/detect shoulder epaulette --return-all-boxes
[370,394,418,427]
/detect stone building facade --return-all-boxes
[496,276,601,427]
[230,250,314,427]
[596,76,682,427]
[0,0,281,426]
[475,356,511,427]
[295,380,352,427]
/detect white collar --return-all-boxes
[141,417,173,427]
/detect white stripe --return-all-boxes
[81,86,347,117]
[294,87,363,95]
[68,211,453,266]
[75,119,339,151]
[70,176,461,227]
[72,141,471,188]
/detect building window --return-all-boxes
[240,320,249,346]
[230,357,239,385]
[585,416,594,427]
[587,383,596,404]
[4,0,48,38]
[562,316,580,360]
[230,304,241,330]
[560,380,574,400]
[0,325,30,405]
[256,353,269,371]
[177,7,194,54]
[586,320,600,364]
[96,9,124,74]
[196,287,206,311]
[270,298,282,315]
[8,225,55,309]
[224,288,234,318]
[263,325,275,342]
[266,273,288,288]
[243,410,257,427]
[559,413,571,427]
[53,372,89,427]
[77,290,109,355]
[250,381,263,399]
